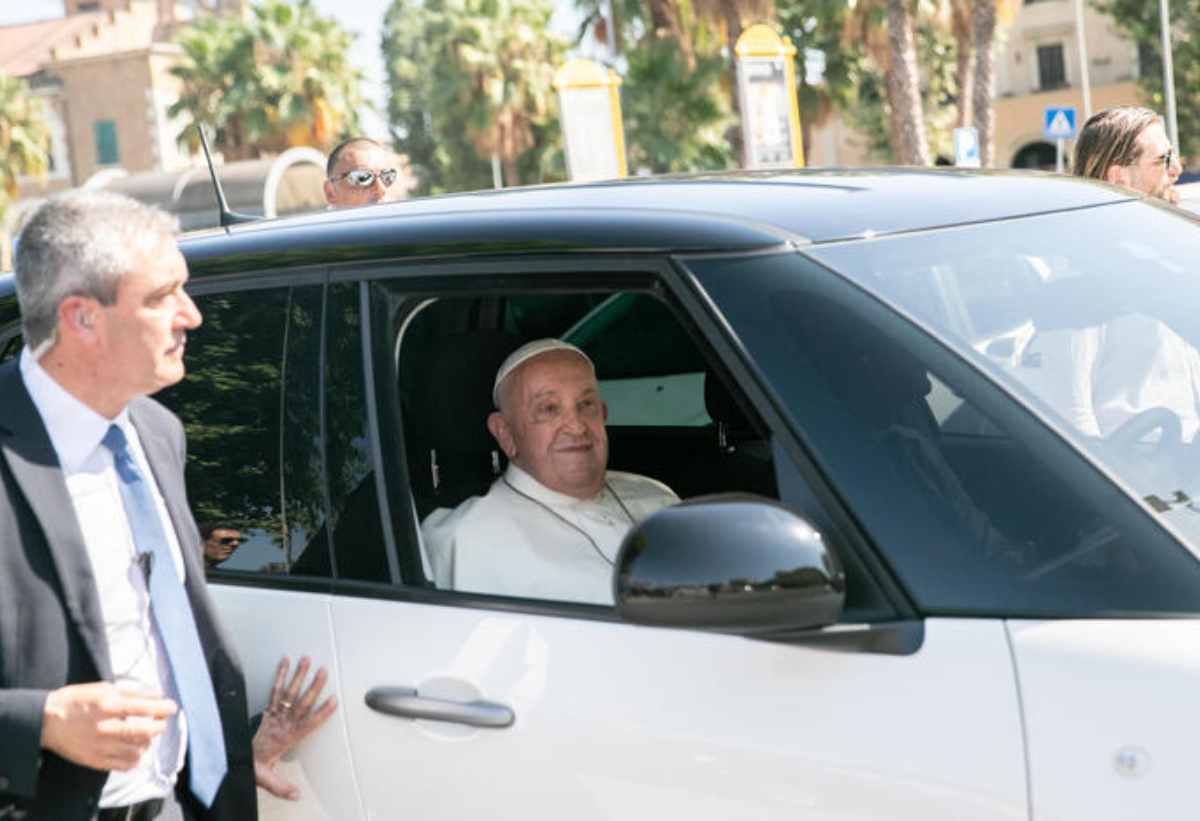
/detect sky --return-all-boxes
[0,0,579,141]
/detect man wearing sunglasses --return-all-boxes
[1074,105,1183,204]
[323,137,404,208]
[199,523,244,568]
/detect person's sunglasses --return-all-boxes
[216,536,244,546]
[330,168,399,189]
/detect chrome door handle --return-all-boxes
[365,686,515,728]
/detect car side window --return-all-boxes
[371,284,781,607]
[567,294,712,426]
[159,285,336,578]
[0,334,21,363]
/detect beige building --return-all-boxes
[996,0,1144,170]
[806,0,1148,169]
[0,0,247,200]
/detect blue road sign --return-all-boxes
[1044,106,1078,140]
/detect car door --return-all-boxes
[325,260,1030,820]
[158,279,367,819]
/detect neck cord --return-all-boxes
[502,477,635,567]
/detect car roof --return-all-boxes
[178,168,1134,276]
[0,169,1137,298]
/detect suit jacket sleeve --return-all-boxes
[0,688,50,797]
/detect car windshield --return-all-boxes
[687,199,1200,616]
[805,200,1200,551]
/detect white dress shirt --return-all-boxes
[20,349,188,808]
[1016,314,1200,441]
[422,464,679,605]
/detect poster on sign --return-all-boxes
[739,58,794,168]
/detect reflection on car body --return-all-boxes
[2,169,1200,820]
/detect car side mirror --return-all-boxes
[614,495,845,635]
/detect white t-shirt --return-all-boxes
[422,464,678,605]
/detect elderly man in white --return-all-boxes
[422,339,678,605]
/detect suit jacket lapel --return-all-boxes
[128,401,207,591]
[0,361,112,680]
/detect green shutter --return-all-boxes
[94,120,118,165]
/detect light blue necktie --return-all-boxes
[102,424,227,807]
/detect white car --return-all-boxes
[3,169,1198,820]
[1176,179,1200,214]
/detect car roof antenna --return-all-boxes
[196,123,258,228]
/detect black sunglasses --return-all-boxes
[330,168,399,189]
[215,536,244,546]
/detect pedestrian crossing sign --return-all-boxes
[1044,106,1077,140]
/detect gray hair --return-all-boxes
[15,190,179,350]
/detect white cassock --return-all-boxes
[421,463,679,605]
[1015,314,1200,441]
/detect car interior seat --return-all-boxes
[405,330,519,521]
[701,368,778,498]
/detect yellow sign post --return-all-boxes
[734,24,805,169]
[554,59,628,182]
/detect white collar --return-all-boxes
[504,463,607,509]
[19,347,132,473]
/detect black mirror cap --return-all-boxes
[614,494,845,634]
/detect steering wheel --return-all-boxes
[1104,406,1184,462]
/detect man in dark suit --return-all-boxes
[0,191,333,820]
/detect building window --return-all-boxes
[1138,41,1161,79]
[94,120,119,165]
[1037,43,1067,90]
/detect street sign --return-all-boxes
[554,59,627,182]
[1044,106,1078,140]
[734,24,805,169]
[953,126,980,168]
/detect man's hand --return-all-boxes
[40,682,177,772]
[253,656,337,800]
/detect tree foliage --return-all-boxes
[775,0,861,160]
[1095,0,1199,164]
[383,0,567,193]
[169,0,364,160]
[622,37,735,173]
[568,0,737,171]
[0,72,49,219]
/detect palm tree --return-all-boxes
[843,0,930,164]
[170,0,363,160]
[885,0,931,164]
[0,72,49,221]
[440,0,565,186]
[970,0,997,166]
[250,0,363,150]
[948,0,973,128]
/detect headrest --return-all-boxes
[704,369,749,429]
[421,331,518,454]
